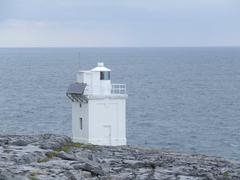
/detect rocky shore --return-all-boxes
[0,134,239,180]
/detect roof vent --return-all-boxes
[98,62,104,67]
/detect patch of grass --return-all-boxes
[46,151,59,158]
[78,144,101,151]
[72,142,84,148]
[57,145,71,152]
[40,142,85,162]
[28,176,38,180]
[55,142,84,152]
[223,171,229,177]
[37,158,49,163]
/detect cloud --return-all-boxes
[0,0,240,47]
[0,19,131,47]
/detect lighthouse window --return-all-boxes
[100,71,110,80]
[79,118,83,130]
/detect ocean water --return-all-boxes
[0,47,240,160]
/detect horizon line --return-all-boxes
[0,45,240,49]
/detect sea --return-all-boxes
[0,47,240,160]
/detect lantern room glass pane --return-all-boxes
[100,71,104,80]
[107,72,110,80]
[100,71,110,80]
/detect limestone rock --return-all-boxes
[56,151,76,161]
[0,134,240,180]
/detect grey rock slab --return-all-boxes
[73,162,106,176]
[11,140,29,146]
[56,151,77,161]
[0,170,28,180]
[177,175,205,180]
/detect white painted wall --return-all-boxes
[90,71,111,95]
[88,97,126,145]
[72,97,126,145]
[72,102,89,143]
[77,70,111,95]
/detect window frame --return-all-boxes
[79,118,83,130]
[100,71,110,80]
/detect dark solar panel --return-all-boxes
[67,83,87,95]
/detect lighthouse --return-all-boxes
[67,63,127,146]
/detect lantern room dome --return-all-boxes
[91,62,111,72]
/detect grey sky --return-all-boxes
[0,0,240,47]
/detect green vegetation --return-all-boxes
[46,151,59,158]
[37,142,85,163]
[223,171,229,177]
[37,158,49,163]
[36,151,59,163]
[71,142,84,148]
[28,176,38,180]
[55,142,84,152]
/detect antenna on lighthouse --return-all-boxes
[78,51,81,70]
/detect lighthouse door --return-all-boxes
[103,125,111,145]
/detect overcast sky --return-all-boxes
[0,0,240,47]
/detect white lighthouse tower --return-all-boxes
[67,63,127,146]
